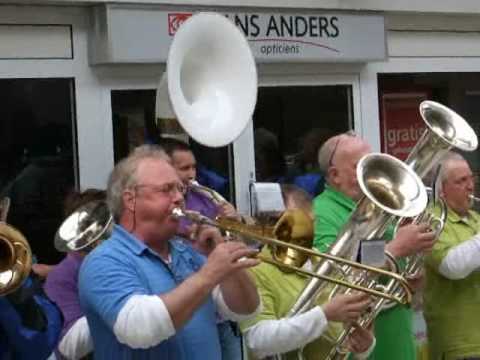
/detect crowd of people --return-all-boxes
[1,131,479,360]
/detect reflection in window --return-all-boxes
[0,78,76,264]
[253,85,352,197]
[111,90,235,203]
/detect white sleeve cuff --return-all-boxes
[212,285,262,322]
[58,317,93,360]
[439,234,480,279]
[113,294,175,349]
[244,306,328,359]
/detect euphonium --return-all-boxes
[0,197,32,296]
[286,153,427,319]
[328,101,478,359]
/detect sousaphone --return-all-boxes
[155,12,258,147]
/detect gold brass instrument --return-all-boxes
[172,208,415,305]
[189,180,228,206]
[54,200,113,253]
[0,197,32,296]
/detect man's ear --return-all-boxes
[327,167,338,186]
[123,190,136,212]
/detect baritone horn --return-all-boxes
[328,101,479,359]
[286,153,428,320]
[0,197,32,296]
[155,12,257,148]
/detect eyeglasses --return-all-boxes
[328,138,342,168]
[135,182,186,197]
[327,131,356,168]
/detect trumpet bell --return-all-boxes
[166,12,257,147]
[55,200,113,253]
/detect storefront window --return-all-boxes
[0,78,76,264]
[378,73,480,185]
[111,90,235,202]
[253,85,353,197]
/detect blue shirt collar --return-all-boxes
[112,224,191,257]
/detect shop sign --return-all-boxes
[91,6,386,64]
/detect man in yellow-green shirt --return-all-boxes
[240,247,375,360]
[240,188,374,360]
[424,152,480,360]
[313,132,436,360]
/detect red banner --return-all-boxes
[380,92,430,161]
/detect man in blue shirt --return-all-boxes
[79,145,260,359]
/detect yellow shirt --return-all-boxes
[240,247,341,360]
[424,206,480,360]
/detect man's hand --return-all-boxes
[31,264,54,279]
[189,225,224,255]
[200,242,260,285]
[386,223,436,258]
[218,202,240,220]
[348,323,374,354]
[322,292,371,323]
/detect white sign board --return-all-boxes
[90,6,386,64]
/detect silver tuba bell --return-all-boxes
[405,100,478,177]
[54,200,113,253]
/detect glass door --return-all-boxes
[233,74,360,213]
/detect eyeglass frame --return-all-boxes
[327,131,357,169]
[133,182,187,197]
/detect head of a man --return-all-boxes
[107,145,184,243]
[318,132,372,201]
[160,138,196,186]
[439,152,475,216]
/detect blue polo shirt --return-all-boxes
[78,225,221,360]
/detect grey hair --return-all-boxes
[317,130,357,175]
[438,151,467,185]
[107,144,169,221]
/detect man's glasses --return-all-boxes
[328,138,342,168]
[135,182,186,197]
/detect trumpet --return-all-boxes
[171,207,414,305]
[189,180,228,206]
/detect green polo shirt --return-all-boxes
[240,247,342,360]
[424,206,480,360]
[313,185,416,360]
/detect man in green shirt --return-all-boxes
[313,132,436,360]
[424,152,480,360]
